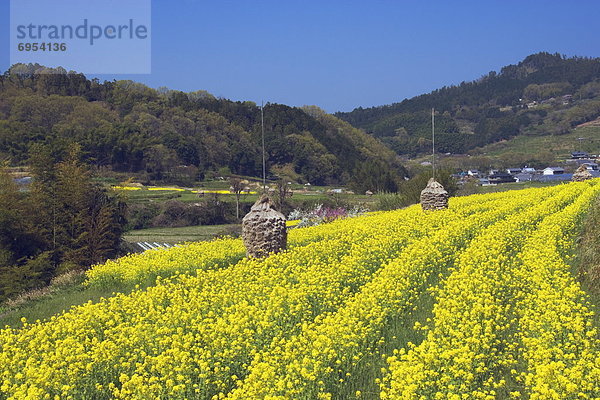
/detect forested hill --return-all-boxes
[336,52,600,156]
[0,64,405,187]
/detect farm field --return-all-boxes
[1,182,599,399]
[111,184,371,205]
[123,224,242,246]
[470,125,600,160]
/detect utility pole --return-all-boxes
[432,107,435,181]
[261,101,266,192]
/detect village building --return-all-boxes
[514,173,534,182]
[571,151,589,159]
[489,172,517,184]
[543,167,565,175]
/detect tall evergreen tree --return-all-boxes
[0,166,47,299]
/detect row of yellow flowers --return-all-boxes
[0,188,515,399]
[381,181,598,399]
[111,186,258,194]
[514,185,600,399]
[106,205,445,399]
[85,237,245,288]
[86,210,388,288]
[0,201,442,398]
[226,186,561,399]
[111,186,142,191]
[0,183,597,399]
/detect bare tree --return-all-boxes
[229,177,245,220]
[273,178,293,211]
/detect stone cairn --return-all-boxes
[420,178,449,211]
[242,195,287,258]
[572,165,592,182]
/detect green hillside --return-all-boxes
[425,125,600,172]
[471,124,600,159]
[336,53,600,158]
[0,64,405,188]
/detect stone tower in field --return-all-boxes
[420,178,449,210]
[421,108,449,211]
[242,195,287,257]
[572,165,592,182]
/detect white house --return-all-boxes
[543,167,565,175]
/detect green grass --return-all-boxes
[575,194,600,330]
[0,272,129,328]
[124,224,241,245]
[115,189,255,204]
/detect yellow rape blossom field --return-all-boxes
[1,182,599,399]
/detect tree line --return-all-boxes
[0,64,405,190]
[0,144,125,302]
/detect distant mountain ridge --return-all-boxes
[336,52,600,157]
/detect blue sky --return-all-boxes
[1,0,599,112]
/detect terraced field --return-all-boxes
[1,182,598,399]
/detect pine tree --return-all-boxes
[0,165,47,299]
